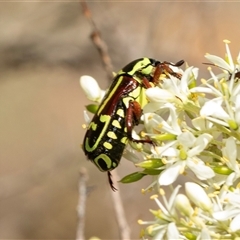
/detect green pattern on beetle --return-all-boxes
[83,57,184,191]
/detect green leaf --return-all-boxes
[86,104,99,114]
[119,172,146,183]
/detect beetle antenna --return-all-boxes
[163,60,184,67]
[202,62,231,74]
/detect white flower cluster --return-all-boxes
[80,40,240,239]
[139,182,240,239]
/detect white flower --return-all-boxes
[222,137,239,174]
[213,189,240,232]
[201,41,240,133]
[145,67,202,111]
[144,104,181,135]
[139,186,182,239]
[200,93,240,130]
[201,98,230,121]
[205,40,237,74]
[158,132,214,185]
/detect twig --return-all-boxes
[81,0,114,82]
[80,2,131,239]
[76,168,88,240]
[110,171,131,240]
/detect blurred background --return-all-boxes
[0,1,240,239]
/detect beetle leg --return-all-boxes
[126,100,153,144]
[152,63,162,85]
[142,77,153,88]
[161,60,184,79]
[143,60,184,86]
[108,171,117,191]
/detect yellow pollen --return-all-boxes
[162,157,167,164]
[150,194,158,200]
[137,219,143,225]
[201,78,207,84]
[148,114,153,120]
[159,188,165,196]
[141,189,146,194]
[223,39,231,44]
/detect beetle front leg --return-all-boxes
[126,100,153,144]
[161,60,184,80]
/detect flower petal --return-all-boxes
[205,54,232,72]
[200,98,230,121]
[159,162,183,185]
[177,132,195,148]
[167,223,179,239]
[187,158,215,180]
[188,133,212,156]
[230,214,240,232]
[145,87,173,102]
[192,117,213,131]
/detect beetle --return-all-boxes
[83,58,184,190]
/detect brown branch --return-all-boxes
[110,171,131,240]
[76,168,88,240]
[80,2,131,239]
[81,0,113,82]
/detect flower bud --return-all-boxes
[80,75,103,102]
[185,182,212,212]
[174,194,194,217]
